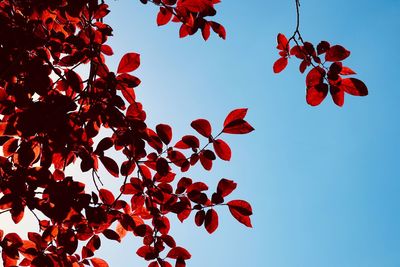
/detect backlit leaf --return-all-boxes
[204,209,218,234]
[100,156,119,177]
[117,53,141,73]
[191,119,212,138]
[227,200,253,227]
[213,139,231,160]
[166,247,191,260]
[91,258,109,267]
[340,78,368,96]
[273,57,288,73]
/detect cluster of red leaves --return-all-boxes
[0,0,252,266]
[273,33,368,106]
[143,0,226,40]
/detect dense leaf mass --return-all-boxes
[0,1,253,266]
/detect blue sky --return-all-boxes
[96,1,400,266]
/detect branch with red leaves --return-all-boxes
[143,0,226,40]
[273,0,368,106]
[0,1,252,267]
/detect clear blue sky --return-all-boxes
[96,1,400,266]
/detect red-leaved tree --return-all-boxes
[0,0,367,266]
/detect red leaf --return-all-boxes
[101,45,114,56]
[199,152,212,171]
[330,85,345,107]
[306,83,328,106]
[223,120,254,134]
[102,229,120,242]
[217,178,237,197]
[273,57,288,73]
[306,67,325,88]
[121,87,136,104]
[339,78,368,96]
[202,23,211,41]
[91,258,109,267]
[100,156,119,177]
[204,209,218,234]
[223,108,248,128]
[191,119,212,138]
[227,200,253,227]
[175,135,199,149]
[137,246,156,260]
[117,53,140,73]
[325,45,350,62]
[340,66,356,75]
[317,41,330,55]
[99,189,115,205]
[179,24,190,38]
[156,157,169,176]
[156,124,172,145]
[276,33,288,50]
[209,21,226,39]
[187,182,208,193]
[117,73,141,87]
[195,210,205,226]
[213,139,231,161]
[157,7,172,26]
[166,247,191,260]
[95,137,113,154]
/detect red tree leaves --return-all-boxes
[273,0,368,107]
[273,33,368,107]
[0,1,254,265]
[146,0,226,40]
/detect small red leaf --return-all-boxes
[117,53,140,73]
[121,87,136,104]
[199,153,212,171]
[276,33,288,50]
[227,200,253,227]
[340,66,356,75]
[157,7,172,26]
[204,209,218,234]
[156,124,172,145]
[195,210,205,226]
[306,83,328,106]
[330,85,345,107]
[101,45,114,56]
[273,57,288,73]
[325,45,350,62]
[223,108,248,128]
[217,178,237,197]
[223,120,254,134]
[156,157,169,176]
[102,229,120,242]
[100,156,119,177]
[213,139,231,161]
[99,189,115,205]
[209,21,226,39]
[191,119,212,138]
[306,67,325,88]
[339,78,368,96]
[91,258,109,267]
[202,23,211,41]
[166,247,191,260]
[95,137,113,154]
